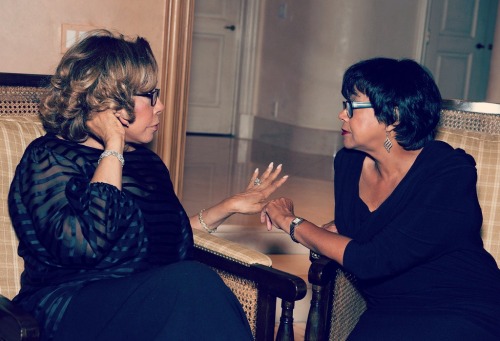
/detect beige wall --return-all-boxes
[252,0,428,155]
[0,0,165,75]
[487,3,500,103]
[256,0,427,133]
[0,0,194,192]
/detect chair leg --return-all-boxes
[275,300,295,341]
[305,283,327,341]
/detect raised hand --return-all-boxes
[224,162,288,215]
[86,109,129,151]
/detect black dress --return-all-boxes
[334,141,500,340]
[8,134,252,341]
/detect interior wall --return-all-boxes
[0,0,193,192]
[487,3,500,103]
[0,0,165,75]
[254,0,427,154]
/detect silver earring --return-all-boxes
[384,131,393,153]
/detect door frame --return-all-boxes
[155,0,194,197]
[417,0,431,61]
[155,0,260,196]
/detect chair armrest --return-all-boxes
[193,228,272,266]
[305,252,366,341]
[307,252,342,285]
[193,229,306,301]
[0,295,39,341]
[193,229,307,341]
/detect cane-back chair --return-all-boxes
[304,99,500,341]
[0,73,307,341]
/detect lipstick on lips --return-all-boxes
[341,129,350,136]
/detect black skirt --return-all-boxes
[52,261,253,341]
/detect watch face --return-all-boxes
[290,217,304,243]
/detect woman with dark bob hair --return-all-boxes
[262,58,500,339]
[8,30,288,341]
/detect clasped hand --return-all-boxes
[261,199,337,233]
[260,197,295,232]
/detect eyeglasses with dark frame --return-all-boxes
[136,88,160,107]
[342,100,373,118]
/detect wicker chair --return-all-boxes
[0,73,307,341]
[304,99,500,341]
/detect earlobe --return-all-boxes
[117,113,131,127]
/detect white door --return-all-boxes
[423,0,498,101]
[187,0,242,135]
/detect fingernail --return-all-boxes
[277,164,282,168]
[283,175,289,179]
[254,168,259,173]
[268,162,274,168]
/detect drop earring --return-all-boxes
[384,131,393,153]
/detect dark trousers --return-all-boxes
[52,261,253,341]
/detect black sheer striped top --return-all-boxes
[8,134,194,338]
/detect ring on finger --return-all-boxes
[253,178,262,186]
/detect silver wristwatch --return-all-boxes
[289,217,304,243]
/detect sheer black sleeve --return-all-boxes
[9,140,147,268]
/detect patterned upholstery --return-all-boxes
[193,229,272,266]
[437,100,500,264]
[0,86,47,300]
[0,115,45,300]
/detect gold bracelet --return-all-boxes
[198,209,217,233]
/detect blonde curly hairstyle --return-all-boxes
[40,29,158,142]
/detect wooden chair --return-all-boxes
[0,73,307,341]
[304,99,500,341]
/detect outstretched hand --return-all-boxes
[224,162,288,215]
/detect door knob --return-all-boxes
[224,25,236,31]
[476,43,485,49]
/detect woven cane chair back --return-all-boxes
[437,99,500,264]
[312,99,500,341]
[1,76,308,341]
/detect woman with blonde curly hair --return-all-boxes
[8,30,286,341]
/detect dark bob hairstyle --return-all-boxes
[341,58,442,150]
[40,29,158,142]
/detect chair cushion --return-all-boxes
[436,127,500,264]
[0,116,45,299]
